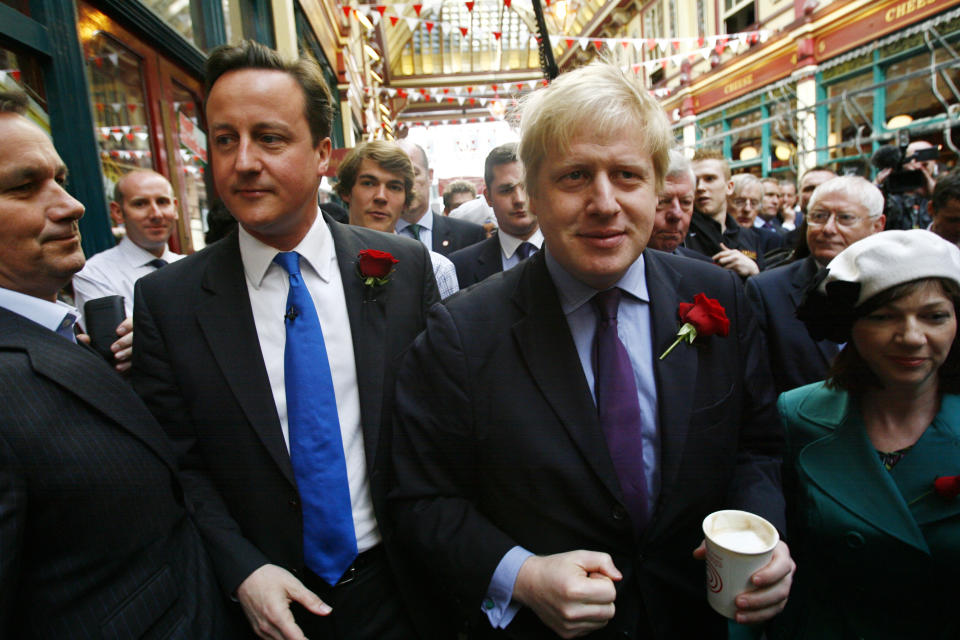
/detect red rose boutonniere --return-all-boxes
[908,474,960,505]
[357,249,398,288]
[659,293,730,360]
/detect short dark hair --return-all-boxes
[442,180,476,210]
[931,169,960,212]
[334,140,414,209]
[827,277,960,394]
[204,40,333,147]
[0,89,28,115]
[484,143,520,192]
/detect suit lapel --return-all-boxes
[0,309,179,472]
[329,219,387,469]
[510,254,624,502]
[431,215,449,253]
[646,252,698,514]
[476,236,501,283]
[790,257,838,364]
[796,392,930,553]
[195,235,295,484]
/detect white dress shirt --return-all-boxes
[239,213,380,552]
[72,236,184,322]
[498,228,544,271]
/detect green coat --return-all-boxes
[772,382,960,640]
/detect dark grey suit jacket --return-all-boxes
[0,308,235,639]
[391,249,786,638]
[432,214,486,256]
[745,256,840,394]
[132,215,449,637]
[449,235,502,288]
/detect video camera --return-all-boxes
[871,131,939,194]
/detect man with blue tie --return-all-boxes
[132,41,446,639]
[449,143,543,287]
[391,63,795,638]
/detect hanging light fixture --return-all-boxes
[886,114,913,129]
[739,146,759,161]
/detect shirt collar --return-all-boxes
[545,247,648,315]
[238,209,335,288]
[397,208,433,233]
[0,286,78,335]
[499,227,544,258]
[116,235,178,267]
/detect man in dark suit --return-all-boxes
[449,143,542,287]
[647,148,711,263]
[745,175,885,393]
[131,42,444,640]
[397,139,486,255]
[391,63,794,639]
[0,89,235,638]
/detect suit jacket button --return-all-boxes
[612,505,627,521]
[289,497,300,511]
[844,531,864,548]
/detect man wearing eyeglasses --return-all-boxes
[745,176,885,393]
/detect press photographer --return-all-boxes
[872,137,940,229]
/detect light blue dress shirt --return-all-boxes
[396,209,434,248]
[482,249,661,628]
[0,287,79,342]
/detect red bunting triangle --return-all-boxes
[467,86,473,93]
[621,40,630,49]
[413,4,422,16]
[661,60,668,69]
[646,39,656,51]
[94,56,103,67]
[593,40,604,51]
[469,97,475,105]
[126,132,135,141]
[460,26,468,36]
[565,38,575,48]
[715,43,725,54]
[389,15,398,25]
[504,0,511,6]
[127,103,137,113]
[491,84,498,91]
[671,40,680,51]
[425,21,434,32]
[545,0,550,5]
[447,97,455,102]
[342,6,352,18]
[443,88,450,94]
[375,5,386,15]
[515,83,524,91]
[492,31,502,40]
[697,36,705,47]
[465,1,474,11]
[9,70,21,82]
[397,89,408,98]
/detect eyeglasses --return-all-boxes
[731,197,760,209]
[806,210,867,227]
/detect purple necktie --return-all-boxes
[593,288,649,535]
[517,242,537,260]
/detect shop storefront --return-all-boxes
[673,0,960,181]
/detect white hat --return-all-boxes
[799,229,960,342]
[820,229,960,307]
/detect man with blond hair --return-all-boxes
[687,151,768,276]
[392,63,793,639]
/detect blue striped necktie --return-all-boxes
[273,251,357,584]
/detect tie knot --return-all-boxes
[408,223,422,240]
[147,258,168,269]
[517,242,536,260]
[273,251,301,277]
[592,288,621,322]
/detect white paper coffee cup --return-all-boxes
[702,509,779,619]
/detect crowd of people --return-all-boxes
[1,37,958,640]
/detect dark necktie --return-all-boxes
[273,251,357,585]
[147,258,168,269]
[516,242,537,260]
[592,288,649,535]
[406,223,422,243]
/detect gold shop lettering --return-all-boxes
[886,0,937,22]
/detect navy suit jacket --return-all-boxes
[391,249,786,638]
[744,256,840,394]
[132,215,449,637]
[0,308,235,638]
[432,214,486,256]
[449,235,502,287]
